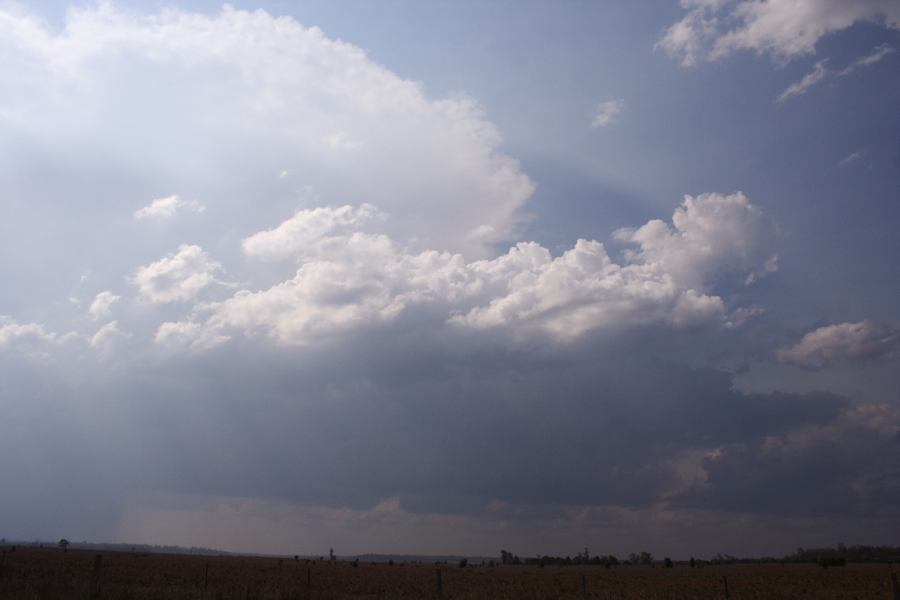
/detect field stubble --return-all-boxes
[0,548,898,599]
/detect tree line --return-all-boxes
[494,544,900,568]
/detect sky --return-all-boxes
[1,0,899,559]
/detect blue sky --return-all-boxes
[1,1,898,558]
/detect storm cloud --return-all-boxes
[1,3,898,558]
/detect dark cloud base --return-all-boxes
[2,326,896,551]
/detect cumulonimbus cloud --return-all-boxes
[0,4,533,258]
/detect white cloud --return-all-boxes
[178,192,775,347]
[89,320,131,353]
[838,44,895,76]
[134,195,205,220]
[613,192,778,289]
[776,44,894,104]
[776,60,828,103]
[242,204,384,262]
[660,0,900,66]
[0,5,533,257]
[0,316,58,347]
[0,316,75,359]
[838,150,865,167]
[777,321,900,368]
[591,99,625,128]
[657,1,721,67]
[132,244,224,304]
[154,320,229,351]
[89,290,120,320]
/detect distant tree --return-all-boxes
[664,557,673,568]
[640,552,653,565]
[689,557,696,568]
[58,539,70,553]
[458,558,468,568]
[329,548,335,561]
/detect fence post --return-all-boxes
[436,568,443,599]
[582,574,587,599]
[204,563,209,589]
[307,567,311,599]
[91,554,103,599]
[891,572,900,600]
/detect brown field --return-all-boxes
[0,547,898,599]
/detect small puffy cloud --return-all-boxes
[155,321,201,347]
[777,321,900,368]
[89,290,120,320]
[134,195,205,221]
[183,192,775,347]
[613,192,778,289]
[0,316,75,359]
[132,244,224,304]
[242,204,384,262]
[0,316,58,348]
[591,99,625,128]
[776,60,828,103]
[89,320,131,353]
[660,0,900,65]
[155,320,228,351]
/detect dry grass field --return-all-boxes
[0,547,898,599]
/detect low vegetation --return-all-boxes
[0,545,898,599]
